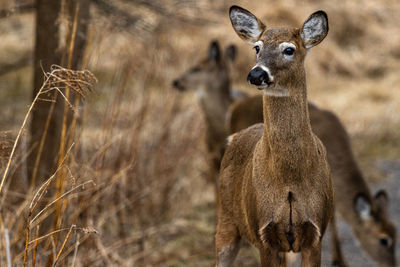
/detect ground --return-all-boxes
[1,0,400,266]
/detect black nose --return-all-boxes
[172,79,184,91]
[247,67,269,87]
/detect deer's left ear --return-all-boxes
[301,10,329,49]
[209,40,221,62]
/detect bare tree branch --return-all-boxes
[0,54,31,77]
[92,0,140,27]
[126,0,215,25]
[0,2,35,19]
[92,0,215,35]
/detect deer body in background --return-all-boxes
[173,8,396,267]
[215,7,333,266]
[172,41,245,185]
[229,93,396,267]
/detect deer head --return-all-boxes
[354,190,397,266]
[229,6,328,97]
[172,40,236,99]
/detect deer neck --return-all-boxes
[260,81,316,174]
[199,79,232,149]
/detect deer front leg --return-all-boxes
[259,246,281,267]
[301,242,322,267]
[329,214,348,267]
[215,219,240,267]
[279,252,286,267]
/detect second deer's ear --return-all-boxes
[209,41,221,62]
[374,189,389,214]
[225,44,237,62]
[229,6,266,45]
[354,193,372,221]
[301,10,329,49]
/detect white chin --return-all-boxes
[261,84,289,97]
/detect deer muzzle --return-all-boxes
[247,66,271,88]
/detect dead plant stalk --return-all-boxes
[0,69,67,195]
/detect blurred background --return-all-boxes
[0,0,399,266]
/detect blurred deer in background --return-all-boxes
[173,10,396,267]
[215,6,334,266]
[229,95,397,267]
[172,41,246,194]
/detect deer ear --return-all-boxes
[224,44,237,62]
[374,189,389,214]
[229,6,266,45]
[354,193,372,221]
[209,40,221,62]
[301,10,328,49]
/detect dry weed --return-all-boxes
[0,0,399,266]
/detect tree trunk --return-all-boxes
[28,0,90,187]
[28,0,63,187]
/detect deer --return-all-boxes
[229,95,397,266]
[172,41,246,189]
[215,6,334,266]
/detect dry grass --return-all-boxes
[0,0,399,266]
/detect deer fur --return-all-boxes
[229,81,396,267]
[173,41,245,185]
[215,6,334,266]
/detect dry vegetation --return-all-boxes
[0,0,399,266]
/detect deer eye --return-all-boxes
[191,67,201,73]
[253,45,260,54]
[379,237,392,247]
[283,47,295,56]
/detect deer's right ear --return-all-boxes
[374,189,389,214]
[225,44,237,62]
[229,6,266,44]
[354,193,372,221]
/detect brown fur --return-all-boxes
[229,95,396,266]
[172,42,246,224]
[216,7,334,266]
[173,42,238,185]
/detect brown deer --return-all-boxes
[172,41,245,186]
[229,95,397,266]
[216,6,334,266]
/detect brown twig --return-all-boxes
[23,144,74,267]
[71,233,80,267]
[51,4,81,252]
[0,69,55,196]
[52,224,76,267]
[0,66,96,196]
[31,180,94,225]
[32,225,39,267]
